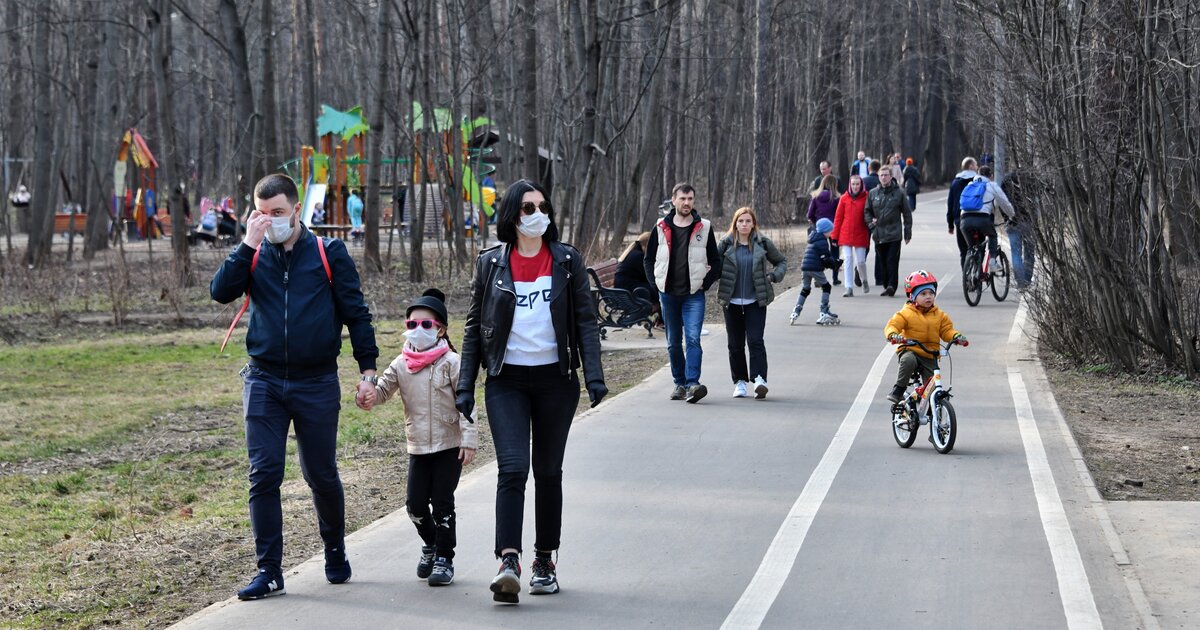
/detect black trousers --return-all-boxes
[485,363,579,556]
[876,240,903,291]
[407,448,462,559]
[723,302,768,383]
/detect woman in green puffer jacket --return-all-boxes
[715,207,788,399]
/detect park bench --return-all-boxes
[53,213,86,235]
[587,257,655,340]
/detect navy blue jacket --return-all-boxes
[801,229,837,272]
[211,227,378,378]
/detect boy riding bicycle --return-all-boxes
[883,270,969,403]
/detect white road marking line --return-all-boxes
[1009,301,1161,629]
[1008,369,1103,628]
[721,345,893,630]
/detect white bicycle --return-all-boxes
[891,339,965,454]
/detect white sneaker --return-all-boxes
[862,282,870,294]
[752,376,768,399]
[843,288,854,297]
[732,381,748,398]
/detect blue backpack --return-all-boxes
[959,179,988,213]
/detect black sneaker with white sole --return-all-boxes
[416,545,435,579]
[324,546,351,584]
[237,569,286,600]
[428,557,454,586]
[685,384,708,403]
[529,557,560,594]
[490,554,521,604]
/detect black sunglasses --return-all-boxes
[519,200,552,215]
[405,318,439,330]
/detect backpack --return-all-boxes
[220,237,332,352]
[959,179,989,213]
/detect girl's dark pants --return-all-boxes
[485,363,579,557]
[407,448,462,559]
[724,302,768,383]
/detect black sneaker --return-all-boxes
[529,557,560,595]
[685,384,708,404]
[324,546,352,584]
[416,545,436,579]
[428,557,454,586]
[886,386,905,404]
[237,569,286,600]
[490,554,521,604]
[670,385,687,400]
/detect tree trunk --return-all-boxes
[519,0,540,181]
[150,0,191,286]
[219,0,257,202]
[24,4,54,267]
[259,0,280,178]
[84,13,117,259]
[363,0,389,273]
[299,0,318,147]
[752,0,774,220]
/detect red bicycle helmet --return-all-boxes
[904,270,938,299]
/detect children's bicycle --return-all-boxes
[891,339,964,454]
[961,229,1010,306]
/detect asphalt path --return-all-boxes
[174,192,1151,629]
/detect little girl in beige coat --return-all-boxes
[370,288,476,587]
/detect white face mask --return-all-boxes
[403,326,440,351]
[517,211,551,238]
[266,215,295,244]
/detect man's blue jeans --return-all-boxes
[1008,229,1035,287]
[659,290,706,387]
[241,365,344,573]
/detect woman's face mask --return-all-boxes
[266,214,295,243]
[403,325,440,351]
[517,211,551,238]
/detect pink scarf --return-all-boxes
[402,339,450,373]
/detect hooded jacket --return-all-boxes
[947,169,977,229]
[831,189,870,248]
[806,189,839,224]
[800,228,837,272]
[883,302,962,360]
[960,175,1015,222]
[864,180,912,244]
[643,209,721,295]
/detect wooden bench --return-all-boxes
[53,213,87,235]
[587,257,655,340]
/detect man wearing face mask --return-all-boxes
[211,174,379,601]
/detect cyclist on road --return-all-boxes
[882,271,968,403]
[958,165,1015,265]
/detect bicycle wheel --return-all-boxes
[930,396,957,454]
[962,252,982,307]
[892,400,919,448]
[990,251,1011,302]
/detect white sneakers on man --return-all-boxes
[732,381,748,398]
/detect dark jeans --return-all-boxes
[875,240,903,291]
[241,365,344,573]
[485,363,580,557]
[954,221,969,265]
[907,194,917,211]
[407,448,462,559]
[961,215,999,256]
[724,303,768,383]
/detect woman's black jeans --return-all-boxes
[485,363,579,557]
[724,302,768,383]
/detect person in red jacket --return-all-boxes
[830,174,871,297]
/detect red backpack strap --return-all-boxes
[220,247,261,352]
[315,236,332,283]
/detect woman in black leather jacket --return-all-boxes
[455,179,607,604]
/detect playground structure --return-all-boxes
[112,128,165,239]
[285,104,500,240]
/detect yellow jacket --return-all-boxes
[883,302,961,359]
